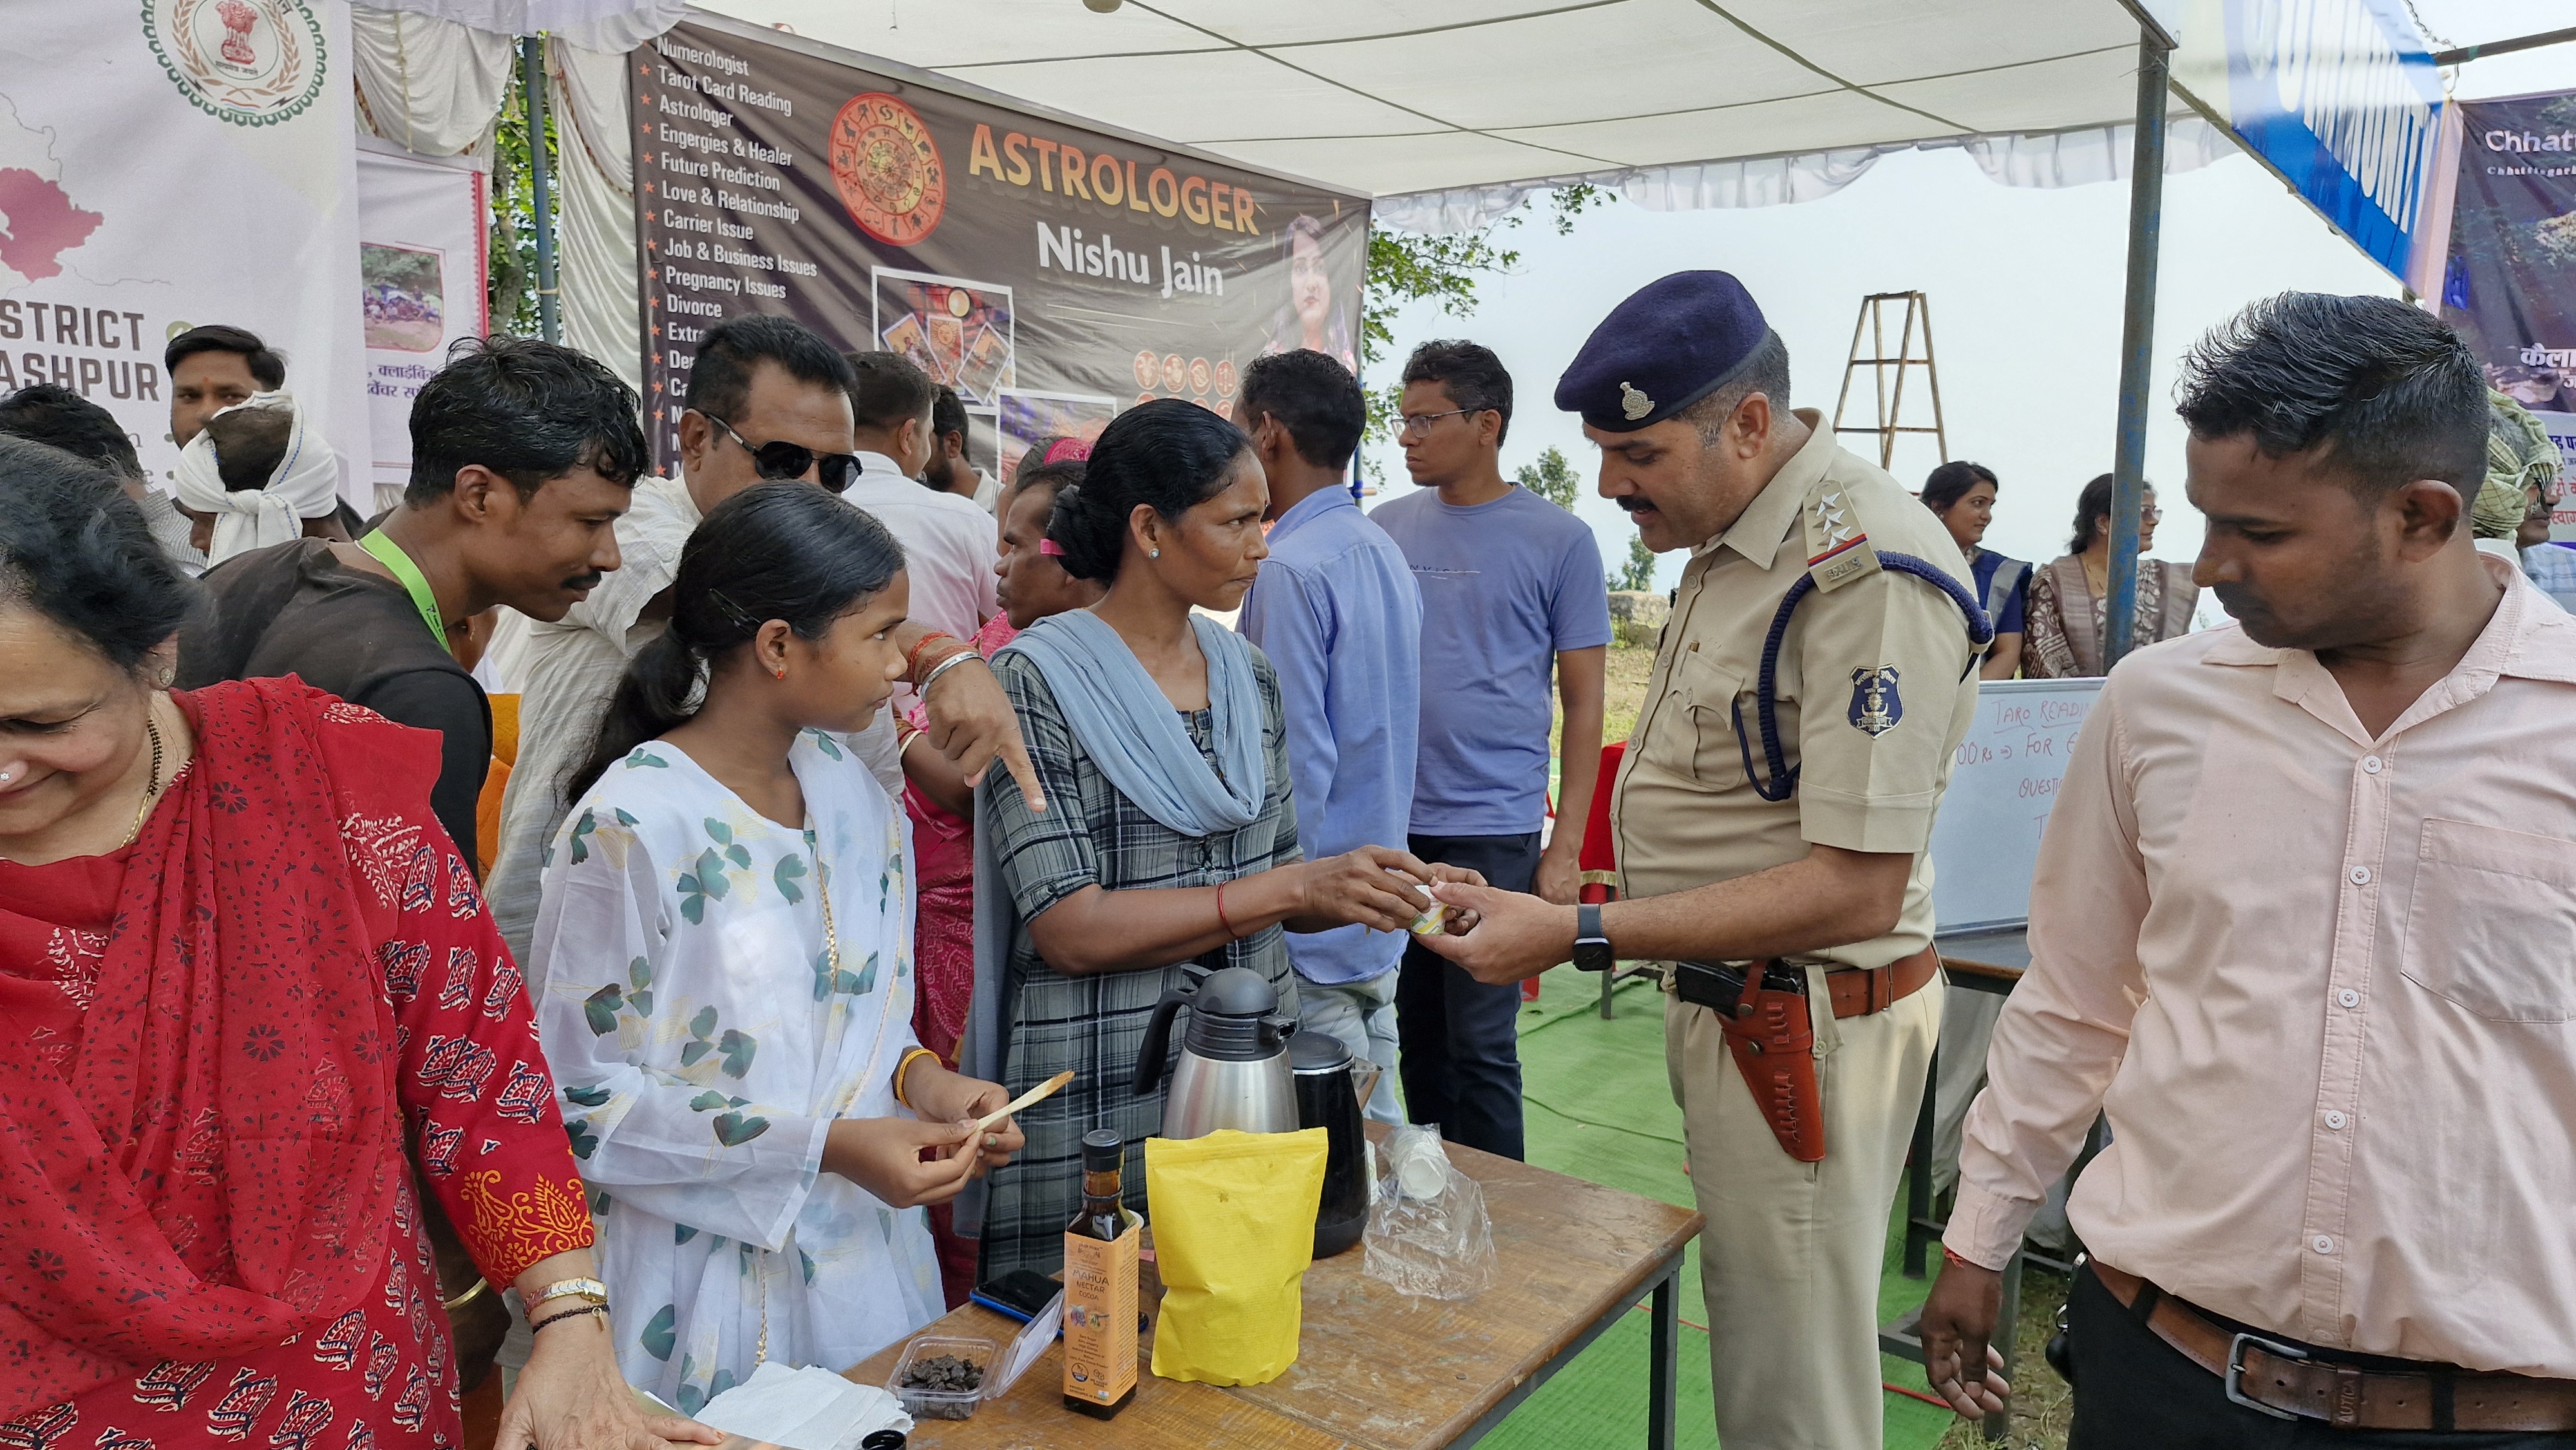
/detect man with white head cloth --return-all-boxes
[167,390,346,563]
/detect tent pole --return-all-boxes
[522,35,561,345]
[2104,27,2170,668]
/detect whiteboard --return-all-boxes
[1928,678,2103,933]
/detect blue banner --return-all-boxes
[2178,0,2445,281]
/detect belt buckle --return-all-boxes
[2226,1331,2308,1420]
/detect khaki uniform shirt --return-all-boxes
[1613,411,1980,969]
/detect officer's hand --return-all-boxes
[1917,1258,2012,1419]
[1416,881,1571,985]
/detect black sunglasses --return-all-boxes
[705,413,861,494]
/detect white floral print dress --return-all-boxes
[531,730,942,1411]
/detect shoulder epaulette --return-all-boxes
[1801,481,1880,593]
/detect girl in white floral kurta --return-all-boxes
[529,484,1021,1412]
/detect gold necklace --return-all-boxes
[117,711,166,850]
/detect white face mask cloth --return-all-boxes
[168,390,341,564]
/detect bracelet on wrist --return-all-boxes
[1214,880,1240,940]
[530,1303,611,1335]
[440,1277,490,1312]
[1940,1245,1988,1273]
[892,1046,938,1110]
[917,647,982,698]
[905,632,961,681]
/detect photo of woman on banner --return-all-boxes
[1265,214,1356,373]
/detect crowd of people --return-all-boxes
[0,310,1607,1440]
[3,273,2571,1450]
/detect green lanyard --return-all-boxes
[357,530,446,645]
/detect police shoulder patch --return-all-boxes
[1849,665,1902,737]
[1803,484,1881,592]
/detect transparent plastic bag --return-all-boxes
[1360,1124,1495,1300]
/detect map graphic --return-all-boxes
[0,95,101,287]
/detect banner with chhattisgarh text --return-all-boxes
[631,18,1369,484]
[2438,89,2576,522]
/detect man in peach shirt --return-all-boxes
[1920,293,2576,1442]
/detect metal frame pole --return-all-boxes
[522,35,562,345]
[2103,28,2170,667]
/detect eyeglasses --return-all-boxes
[702,413,861,494]
[1395,408,1474,439]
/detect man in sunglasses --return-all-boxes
[486,317,1040,963]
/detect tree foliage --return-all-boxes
[1514,446,1580,511]
[1610,534,1657,593]
[489,77,559,339]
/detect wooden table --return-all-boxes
[844,1127,1704,1449]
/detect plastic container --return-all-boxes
[886,1335,996,1420]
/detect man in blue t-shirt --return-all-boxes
[1235,350,1423,1125]
[1370,339,1610,1160]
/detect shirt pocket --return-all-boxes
[2400,817,2576,1022]
[1652,649,1747,790]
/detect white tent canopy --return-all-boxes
[696,0,2184,211]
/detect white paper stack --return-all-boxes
[691,1362,914,1450]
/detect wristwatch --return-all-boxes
[1573,903,1614,974]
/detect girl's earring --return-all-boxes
[773,666,786,680]
[1148,548,1160,560]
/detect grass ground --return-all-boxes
[1464,969,2072,1449]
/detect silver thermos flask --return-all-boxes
[1132,963,1300,1138]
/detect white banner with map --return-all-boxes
[0,1,367,504]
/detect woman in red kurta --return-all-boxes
[0,440,700,1450]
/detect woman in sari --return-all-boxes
[0,440,698,1445]
[2023,472,2199,677]
[902,455,1101,1306]
[963,400,1468,1277]
[533,484,1022,1409]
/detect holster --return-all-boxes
[1716,971,1824,1163]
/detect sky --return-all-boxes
[1359,0,2576,594]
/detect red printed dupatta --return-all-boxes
[0,679,423,1412]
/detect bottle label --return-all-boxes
[1062,1211,1140,1408]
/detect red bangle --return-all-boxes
[905,632,961,682]
[1942,1246,1984,1272]
[1215,881,1240,940]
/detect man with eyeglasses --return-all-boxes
[1367,337,1611,1162]
[485,317,1039,964]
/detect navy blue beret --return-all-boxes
[1555,270,1774,433]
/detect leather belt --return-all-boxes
[1818,943,1939,1019]
[2090,1261,2576,1431]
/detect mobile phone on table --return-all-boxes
[970,1268,1063,1328]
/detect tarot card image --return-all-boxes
[959,322,1012,402]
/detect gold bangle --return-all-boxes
[441,1277,491,1312]
[892,1046,938,1109]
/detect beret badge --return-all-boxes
[1619,381,1653,422]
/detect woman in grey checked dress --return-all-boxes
[963,400,1466,1277]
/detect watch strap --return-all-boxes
[1574,903,1613,973]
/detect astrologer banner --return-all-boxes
[630,17,1369,485]
[0,0,368,505]
[355,142,489,504]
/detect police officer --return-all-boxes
[1421,271,1990,1449]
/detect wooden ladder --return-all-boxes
[1830,290,1949,472]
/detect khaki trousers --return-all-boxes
[1665,972,1942,1450]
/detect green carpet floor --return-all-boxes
[1454,966,1958,1449]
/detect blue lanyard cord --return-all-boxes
[1732,551,1994,804]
